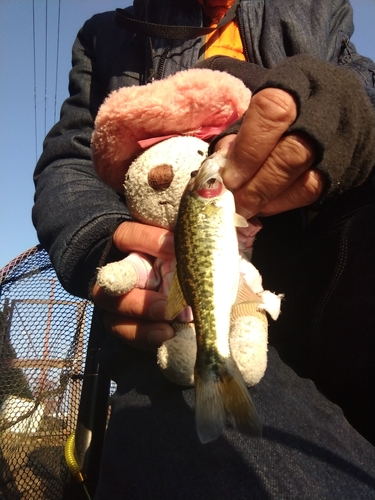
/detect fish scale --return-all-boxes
[175,193,232,362]
[167,153,262,443]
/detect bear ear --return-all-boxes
[91,136,135,193]
[92,68,251,191]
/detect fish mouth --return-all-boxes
[196,178,223,199]
[190,153,226,199]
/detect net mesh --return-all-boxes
[0,246,93,500]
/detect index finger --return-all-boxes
[113,221,175,260]
[222,88,298,190]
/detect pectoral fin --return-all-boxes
[165,272,188,320]
[236,275,263,303]
[234,213,248,228]
[231,276,263,320]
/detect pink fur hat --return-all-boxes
[92,68,251,192]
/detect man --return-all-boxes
[33,1,375,498]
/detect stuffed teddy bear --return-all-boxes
[92,68,282,387]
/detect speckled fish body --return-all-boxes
[167,153,262,443]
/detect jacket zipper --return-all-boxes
[155,45,170,80]
[335,34,350,66]
[146,43,170,83]
[236,3,250,62]
[149,3,246,80]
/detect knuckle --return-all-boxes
[303,170,326,200]
[287,132,315,161]
[113,220,132,240]
[257,168,326,216]
[269,135,315,176]
[117,288,145,317]
[253,88,297,125]
[237,185,270,216]
[285,171,324,208]
[281,137,312,166]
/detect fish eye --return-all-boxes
[190,170,198,178]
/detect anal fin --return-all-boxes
[165,271,188,320]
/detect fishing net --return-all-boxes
[0,246,94,500]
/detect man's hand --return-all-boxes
[219,88,326,217]
[92,221,175,352]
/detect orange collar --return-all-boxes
[197,0,236,26]
[198,0,245,61]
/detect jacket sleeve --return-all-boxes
[208,0,375,204]
[32,18,131,299]
[330,0,375,107]
[208,52,375,205]
[254,54,375,204]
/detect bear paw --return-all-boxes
[230,314,268,386]
[157,324,196,387]
[96,260,138,296]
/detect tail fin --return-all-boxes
[195,359,262,444]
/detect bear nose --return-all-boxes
[148,164,174,190]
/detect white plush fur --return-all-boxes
[93,67,280,387]
[98,136,281,387]
[92,69,251,192]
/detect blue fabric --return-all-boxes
[94,170,375,500]
[261,172,375,446]
[32,0,375,298]
[31,2,375,495]
[95,343,375,499]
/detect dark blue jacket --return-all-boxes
[33,0,375,298]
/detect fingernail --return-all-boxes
[159,233,175,255]
[148,328,174,347]
[150,299,168,320]
[222,166,246,190]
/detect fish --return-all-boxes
[165,152,262,443]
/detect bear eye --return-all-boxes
[197,150,204,156]
[190,170,198,178]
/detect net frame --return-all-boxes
[0,246,95,500]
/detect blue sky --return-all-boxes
[0,0,375,270]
